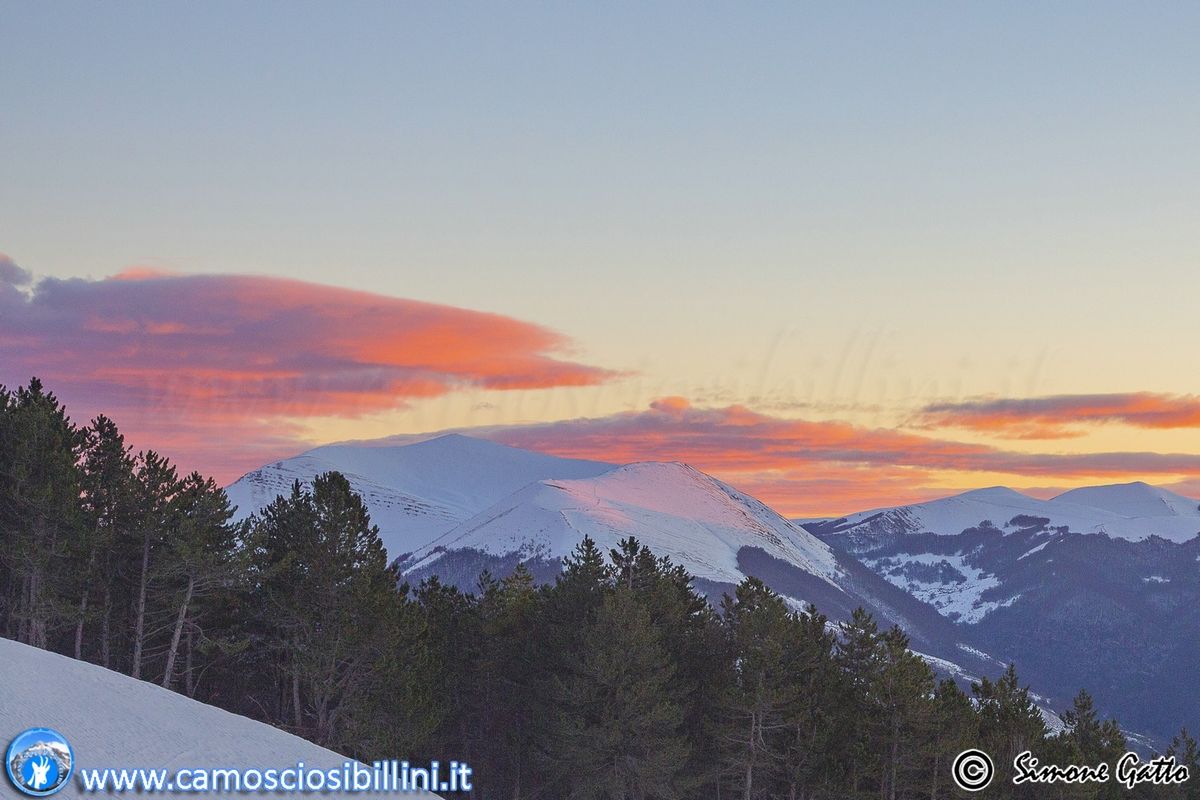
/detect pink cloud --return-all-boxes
[0,268,617,481]
[0,253,32,287]
[914,393,1200,438]
[476,399,1200,515]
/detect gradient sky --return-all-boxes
[3,3,1200,515]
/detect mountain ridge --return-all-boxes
[804,481,1200,544]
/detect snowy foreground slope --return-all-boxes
[806,482,1200,544]
[226,434,612,557]
[0,638,440,799]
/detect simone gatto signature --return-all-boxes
[1013,751,1189,790]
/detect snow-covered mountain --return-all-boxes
[806,481,1200,545]
[226,434,613,557]
[403,462,842,590]
[803,482,1200,743]
[229,435,997,678]
[0,637,440,798]
[237,436,1185,736]
[1056,481,1200,521]
[394,458,1000,683]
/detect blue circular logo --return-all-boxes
[5,728,73,797]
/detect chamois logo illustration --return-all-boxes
[6,728,73,797]
[27,756,51,790]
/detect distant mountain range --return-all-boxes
[227,435,1200,743]
[803,482,1200,546]
[801,483,1200,742]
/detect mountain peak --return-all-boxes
[227,434,613,557]
[956,486,1035,503]
[409,458,842,588]
[1053,482,1200,519]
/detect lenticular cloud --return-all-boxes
[0,266,616,479]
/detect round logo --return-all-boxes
[5,728,74,797]
[952,748,994,792]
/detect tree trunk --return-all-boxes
[18,574,31,645]
[161,575,194,689]
[74,588,88,660]
[889,716,899,800]
[74,545,97,660]
[131,531,150,680]
[28,563,47,649]
[293,669,303,730]
[743,712,756,800]
[184,623,196,697]
[101,585,112,669]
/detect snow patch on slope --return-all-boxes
[865,552,1018,624]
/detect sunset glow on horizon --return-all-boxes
[4,4,1200,516]
[5,258,1200,517]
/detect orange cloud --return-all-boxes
[914,393,1200,438]
[0,267,616,481]
[477,399,1200,516]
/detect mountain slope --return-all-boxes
[806,482,1200,545]
[226,434,613,557]
[803,483,1200,742]
[406,462,841,587]
[1054,481,1200,520]
[0,637,439,798]
[398,461,999,681]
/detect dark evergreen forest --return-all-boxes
[2,378,1197,799]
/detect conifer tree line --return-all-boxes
[2,377,1198,799]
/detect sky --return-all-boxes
[3,3,1200,515]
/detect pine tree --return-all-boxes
[129,450,181,680]
[340,580,440,763]
[835,608,885,798]
[1166,728,1200,800]
[1051,689,1128,800]
[545,586,688,800]
[876,626,936,800]
[412,575,479,763]
[77,415,138,666]
[247,472,400,749]
[721,578,798,800]
[470,565,543,798]
[780,605,843,800]
[928,679,977,800]
[974,664,1048,798]
[0,378,86,649]
[159,472,239,691]
[559,535,612,607]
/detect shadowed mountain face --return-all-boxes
[802,484,1200,742]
